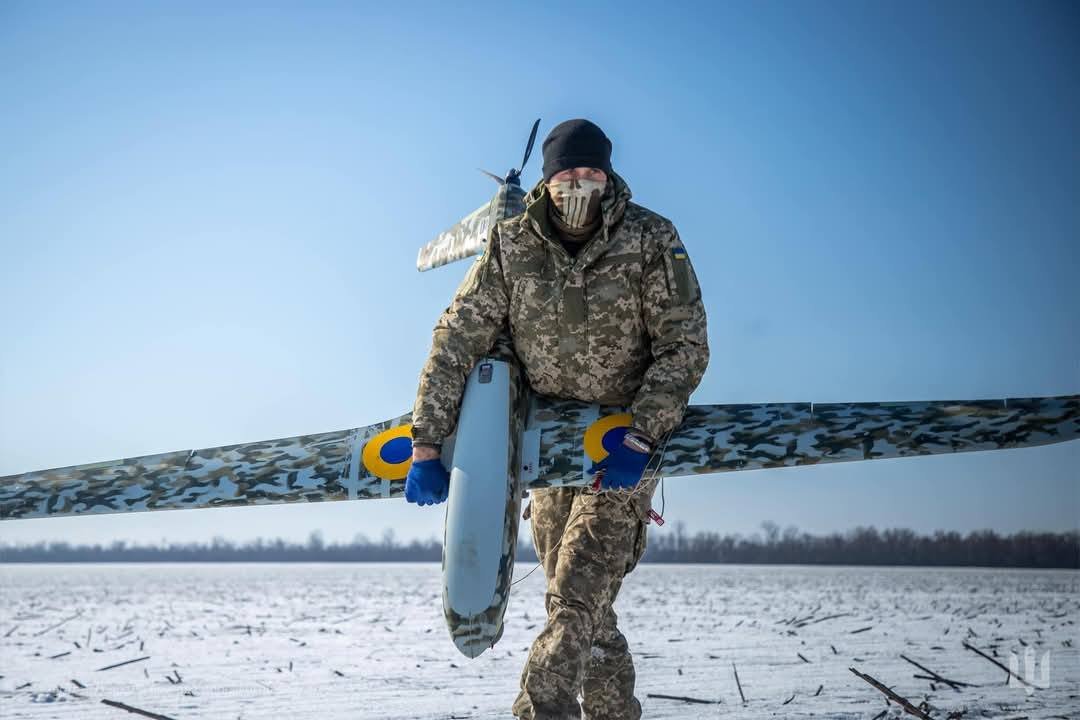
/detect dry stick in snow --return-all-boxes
[96,655,151,672]
[33,611,82,637]
[646,693,718,705]
[961,641,1033,688]
[732,662,746,703]
[900,653,973,691]
[796,612,854,628]
[100,698,178,720]
[848,667,932,720]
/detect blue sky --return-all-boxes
[1,0,1077,546]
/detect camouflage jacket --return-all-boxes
[412,171,709,445]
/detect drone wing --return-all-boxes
[5,395,1076,521]
[0,413,418,521]
[524,394,1080,488]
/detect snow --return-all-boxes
[0,563,1076,718]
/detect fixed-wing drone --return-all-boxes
[2,121,1077,659]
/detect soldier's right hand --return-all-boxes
[405,459,449,506]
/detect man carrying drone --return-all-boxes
[406,118,710,720]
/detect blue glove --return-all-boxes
[405,459,449,506]
[588,432,651,490]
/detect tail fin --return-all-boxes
[417,184,526,272]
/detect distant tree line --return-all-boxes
[1,524,1076,568]
[643,522,1079,568]
[0,530,442,564]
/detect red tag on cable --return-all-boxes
[647,509,665,526]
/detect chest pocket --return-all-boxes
[587,252,642,283]
[585,251,643,297]
[510,256,546,274]
[584,250,645,341]
[507,251,558,332]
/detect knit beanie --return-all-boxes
[541,119,613,181]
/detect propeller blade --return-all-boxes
[477,168,505,185]
[520,118,540,174]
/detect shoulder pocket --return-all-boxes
[665,246,698,304]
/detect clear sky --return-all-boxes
[1,0,1077,547]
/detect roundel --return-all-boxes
[362,424,414,480]
[583,413,633,463]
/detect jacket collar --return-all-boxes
[521,171,633,264]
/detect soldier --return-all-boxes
[406,118,709,719]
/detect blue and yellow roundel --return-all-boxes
[362,424,414,481]
[583,413,633,463]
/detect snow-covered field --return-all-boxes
[0,563,1076,719]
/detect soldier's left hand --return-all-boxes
[588,432,651,490]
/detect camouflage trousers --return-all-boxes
[512,481,655,720]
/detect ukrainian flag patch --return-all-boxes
[672,247,687,260]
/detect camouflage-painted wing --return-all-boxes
[416,184,526,272]
[524,394,1080,488]
[0,413,414,521]
[5,394,1076,521]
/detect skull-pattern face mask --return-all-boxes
[547,177,606,229]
